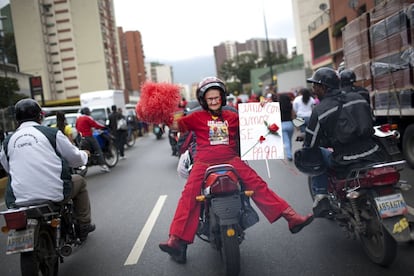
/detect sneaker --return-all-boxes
[312,194,331,217]
[120,156,126,160]
[78,223,96,242]
[100,165,110,172]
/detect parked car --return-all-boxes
[41,113,81,140]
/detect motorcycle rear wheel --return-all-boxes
[20,226,59,276]
[104,143,119,168]
[126,132,136,147]
[359,197,397,266]
[220,225,240,276]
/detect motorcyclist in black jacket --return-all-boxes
[339,69,370,104]
[302,67,385,217]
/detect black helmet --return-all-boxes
[339,69,356,86]
[15,98,42,123]
[307,67,340,89]
[294,147,327,176]
[80,107,91,115]
[197,77,227,110]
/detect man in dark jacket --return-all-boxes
[108,105,127,159]
[303,67,384,216]
[340,69,370,104]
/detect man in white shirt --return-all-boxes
[0,99,95,241]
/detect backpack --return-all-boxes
[333,95,373,144]
[117,118,127,130]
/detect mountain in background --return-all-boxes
[160,55,216,86]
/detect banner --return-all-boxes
[238,102,284,161]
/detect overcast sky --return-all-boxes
[113,0,296,62]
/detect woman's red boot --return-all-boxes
[159,235,187,264]
[282,207,314,234]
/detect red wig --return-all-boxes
[136,81,181,124]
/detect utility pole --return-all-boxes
[263,9,274,87]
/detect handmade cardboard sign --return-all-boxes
[238,102,284,161]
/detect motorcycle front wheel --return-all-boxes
[220,225,240,276]
[358,195,397,266]
[20,226,59,276]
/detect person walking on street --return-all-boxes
[293,88,315,135]
[159,77,313,264]
[76,107,110,172]
[109,105,127,159]
[0,99,96,241]
[277,94,295,161]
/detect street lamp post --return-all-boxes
[263,10,274,87]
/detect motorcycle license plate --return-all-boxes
[374,193,408,219]
[5,220,37,255]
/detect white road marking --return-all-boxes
[124,195,167,266]
[408,205,414,216]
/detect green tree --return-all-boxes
[219,53,259,85]
[0,76,23,108]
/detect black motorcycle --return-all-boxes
[0,199,83,275]
[196,164,259,276]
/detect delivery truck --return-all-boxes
[80,90,126,122]
[342,0,414,168]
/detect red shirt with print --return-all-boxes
[178,109,239,163]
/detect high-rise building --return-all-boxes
[10,0,124,105]
[118,27,146,102]
[213,38,288,77]
[145,62,173,84]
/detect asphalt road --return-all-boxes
[0,131,414,275]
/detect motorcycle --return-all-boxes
[153,124,164,140]
[74,128,118,176]
[195,164,259,276]
[303,124,413,266]
[0,199,83,275]
[126,125,136,148]
[168,129,180,156]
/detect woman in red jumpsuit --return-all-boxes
[160,77,313,263]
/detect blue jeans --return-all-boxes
[299,116,310,133]
[282,121,294,159]
[311,147,332,195]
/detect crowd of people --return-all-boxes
[0,66,380,266]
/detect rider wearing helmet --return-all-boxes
[300,67,384,216]
[76,106,110,172]
[0,99,95,241]
[159,77,313,264]
[339,69,370,103]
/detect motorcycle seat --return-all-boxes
[14,200,62,214]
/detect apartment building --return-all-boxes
[10,0,124,105]
[213,38,288,78]
[118,27,146,103]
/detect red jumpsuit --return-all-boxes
[169,109,289,243]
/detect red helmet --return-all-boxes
[196,77,227,110]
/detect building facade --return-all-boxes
[10,0,124,105]
[118,27,146,103]
[213,38,288,78]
